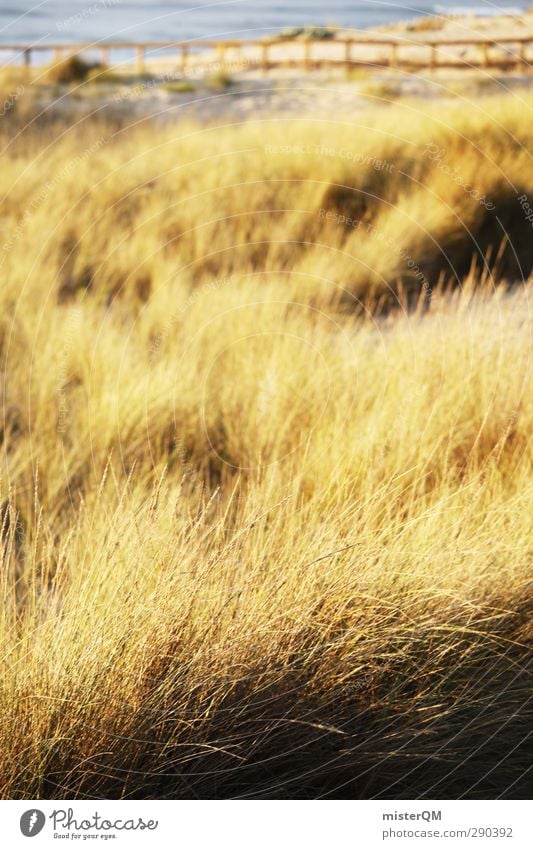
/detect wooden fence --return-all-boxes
[0,33,532,75]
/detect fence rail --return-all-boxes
[1,33,532,74]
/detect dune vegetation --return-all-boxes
[0,89,531,798]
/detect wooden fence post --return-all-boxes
[344,40,352,75]
[136,45,145,73]
[261,42,269,75]
[518,41,528,70]
[304,39,311,71]
[181,44,189,75]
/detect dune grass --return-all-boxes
[0,93,531,799]
[44,54,94,85]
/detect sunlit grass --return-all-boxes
[0,93,531,799]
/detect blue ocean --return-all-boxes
[0,0,527,43]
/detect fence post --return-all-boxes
[181,44,189,75]
[344,40,352,75]
[304,39,311,71]
[136,44,145,73]
[261,42,269,75]
[518,40,529,70]
[430,43,437,70]
[23,48,31,69]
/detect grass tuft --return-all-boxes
[45,54,93,84]
[206,70,234,90]
[162,80,197,94]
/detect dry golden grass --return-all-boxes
[0,91,531,799]
[406,16,447,32]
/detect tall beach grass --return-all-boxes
[0,92,531,798]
